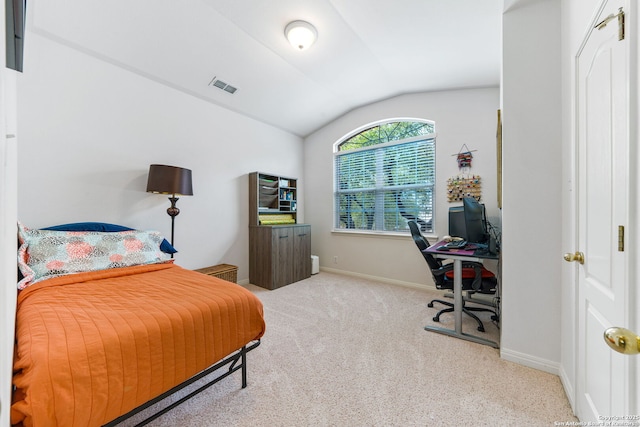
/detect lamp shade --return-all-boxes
[146,164,193,196]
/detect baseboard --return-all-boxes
[500,347,561,375]
[558,365,576,412]
[319,266,436,292]
[240,269,433,291]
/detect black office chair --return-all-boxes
[407,220,498,332]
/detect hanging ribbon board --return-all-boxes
[447,175,482,202]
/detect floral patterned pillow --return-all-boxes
[17,222,171,289]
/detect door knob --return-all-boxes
[604,327,640,355]
[563,251,585,264]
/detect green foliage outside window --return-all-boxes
[339,121,434,151]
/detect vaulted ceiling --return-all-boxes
[32,0,503,136]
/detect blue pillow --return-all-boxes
[42,222,178,254]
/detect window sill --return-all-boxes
[331,228,439,241]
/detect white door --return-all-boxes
[573,0,635,420]
[0,6,19,426]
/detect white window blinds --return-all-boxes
[334,135,435,232]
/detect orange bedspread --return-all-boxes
[11,263,265,427]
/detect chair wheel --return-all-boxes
[491,315,499,321]
[477,326,485,332]
[433,316,440,322]
[427,302,434,308]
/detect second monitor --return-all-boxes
[448,206,466,239]
[463,196,488,244]
[448,197,489,244]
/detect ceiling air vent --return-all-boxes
[209,76,238,94]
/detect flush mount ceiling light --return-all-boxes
[284,20,318,51]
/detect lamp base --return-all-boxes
[167,196,180,257]
[167,196,180,218]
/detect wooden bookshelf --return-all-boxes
[249,172,298,226]
[248,172,311,289]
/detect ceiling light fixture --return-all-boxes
[284,20,317,51]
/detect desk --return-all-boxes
[423,241,499,348]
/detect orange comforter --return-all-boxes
[11,263,265,427]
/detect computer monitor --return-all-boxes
[448,206,466,238]
[462,197,488,244]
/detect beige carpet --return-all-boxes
[122,271,577,426]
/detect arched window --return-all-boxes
[334,119,436,233]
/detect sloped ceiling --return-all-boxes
[31,0,503,137]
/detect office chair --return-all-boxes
[407,220,498,332]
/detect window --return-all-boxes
[334,120,435,233]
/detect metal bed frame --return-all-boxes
[103,340,261,427]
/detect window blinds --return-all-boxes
[334,137,435,232]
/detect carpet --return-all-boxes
[121,271,577,426]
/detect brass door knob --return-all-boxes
[604,327,640,355]
[563,251,585,264]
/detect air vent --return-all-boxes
[209,76,238,94]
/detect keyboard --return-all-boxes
[443,240,467,249]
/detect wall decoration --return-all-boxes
[457,151,473,168]
[447,175,482,202]
[454,144,476,169]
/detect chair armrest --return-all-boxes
[432,265,454,290]
[432,265,452,278]
[459,262,483,291]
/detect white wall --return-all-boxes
[303,88,500,288]
[16,31,305,282]
[500,0,563,373]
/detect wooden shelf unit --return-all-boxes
[248,172,311,290]
[249,172,298,226]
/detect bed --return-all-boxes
[11,223,266,427]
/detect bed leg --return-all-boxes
[241,345,247,388]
